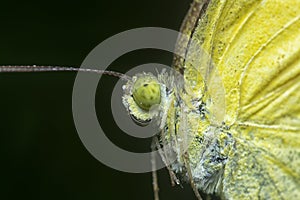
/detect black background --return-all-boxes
[0,0,197,199]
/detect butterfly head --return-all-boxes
[122,72,172,127]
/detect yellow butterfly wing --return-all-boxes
[183,0,300,199]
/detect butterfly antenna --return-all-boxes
[0,65,131,81]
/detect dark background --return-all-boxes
[0,0,197,199]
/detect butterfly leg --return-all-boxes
[151,140,160,200]
[183,152,203,200]
[154,136,180,186]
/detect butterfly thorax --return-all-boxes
[161,73,235,195]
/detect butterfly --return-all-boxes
[1,0,299,200]
[123,0,300,199]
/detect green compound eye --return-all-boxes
[132,77,161,111]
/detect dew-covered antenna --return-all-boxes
[0,65,131,81]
